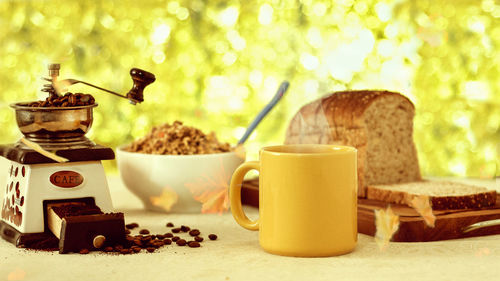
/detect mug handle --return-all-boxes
[229,161,260,231]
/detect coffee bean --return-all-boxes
[81,94,91,103]
[126,223,139,229]
[120,249,131,254]
[68,95,76,105]
[172,228,181,233]
[79,248,90,254]
[156,234,165,240]
[114,245,124,251]
[104,246,113,252]
[139,229,150,234]
[195,236,204,242]
[125,229,131,234]
[133,240,143,247]
[141,235,152,242]
[176,239,187,246]
[132,247,141,253]
[61,102,69,107]
[189,229,200,236]
[165,233,173,238]
[188,241,201,248]
[146,247,155,253]
[180,225,190,232]
[172,236,180,242]
[208,234,218,240]
[166,222,174,227]
[151,235,157,240]
[164,239,172,245]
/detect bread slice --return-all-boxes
[366,181,497,210]
[285,90,421,197]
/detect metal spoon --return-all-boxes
[238,81,290,145]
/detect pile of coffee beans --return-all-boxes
[77,221,218,255]
[29,92,95,108]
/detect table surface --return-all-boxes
[1,165,499,281]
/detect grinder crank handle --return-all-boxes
[42,68,156,105]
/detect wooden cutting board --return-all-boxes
[241,179,500,242]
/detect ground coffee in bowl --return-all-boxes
[123,121,231,155]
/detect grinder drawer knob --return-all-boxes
[93,235,106,248]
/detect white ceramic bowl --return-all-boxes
[116,148,244,213]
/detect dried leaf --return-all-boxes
[233,144,246,160]
[185,158,230,214]
[374,206,400,250]
[7,268,25,281]
[149,187,178,212]
[475,247,491,257]
[409,195,436,227]
[197,188,229,214]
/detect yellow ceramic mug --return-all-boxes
[230,144,357,257]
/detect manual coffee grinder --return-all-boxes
[0,63,155,252]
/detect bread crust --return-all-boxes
[285,90,415,137]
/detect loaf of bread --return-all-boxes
[285,90,421,197]
[366,181,497,210]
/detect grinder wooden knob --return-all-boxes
[126,68,156,104]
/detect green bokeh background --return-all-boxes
[0,0,498,177]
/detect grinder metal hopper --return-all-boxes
[0,63,155,253]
